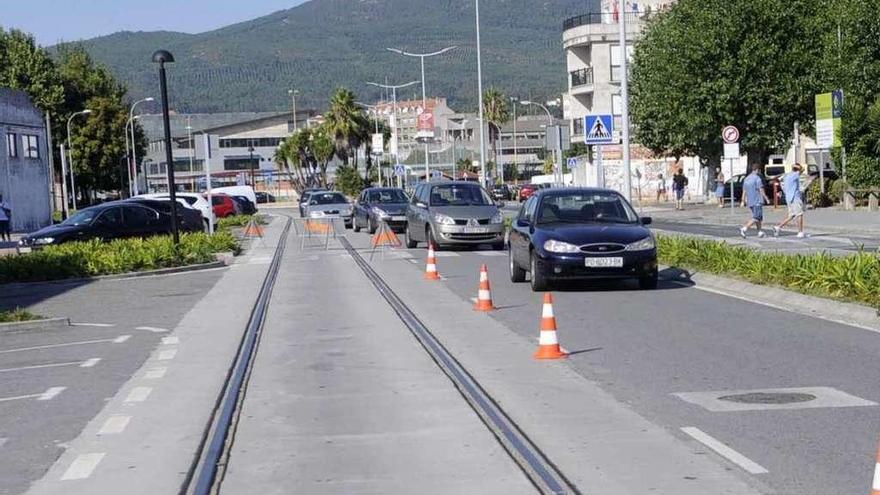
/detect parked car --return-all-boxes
[123,198,204,232]
[17,200,201,252]
[518,183,538,202]
[231,195,258,215]
[405,181,505,250]
[721,173,784,205]
[299,188,327,217]
[211,194,239,218]
[135,192,215,230]
[490,184,511,201]
[255,191,276,204]
[508,188,657,291]
[304,191,354,229]
[353,187,409,233]
[212,185,257,205]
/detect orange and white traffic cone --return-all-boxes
[424,243,441,280]
[534,293,568,360]
[474,264,495,311]
[871,440,880,495]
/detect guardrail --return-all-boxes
[844,188,880,211]
[570,67,594,88]
[563,11,643,30]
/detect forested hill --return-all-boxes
[63,0,599,113]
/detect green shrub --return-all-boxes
[0,308,42,322]
[657,235,880,308]
[217,214,267,231]
[806,179,833,207]
[0,232,239,284]
[828,179,850,204]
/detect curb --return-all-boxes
[662,266,880,333]
[0,317,70,334]
[652,214,880,238]
[0,260,227,289]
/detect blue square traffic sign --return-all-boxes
[584,115,615,145]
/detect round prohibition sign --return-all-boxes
[722,125,740,144]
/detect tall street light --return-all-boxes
[356,102,383,185]
[510,96,518,185]
[66,109,92,210]
[288,89,299,131]
[366,80,421,188]
[386,45,457,182]
[475,0,487,188]
[248,141,256,187]
[152,49,180,245]
[129,97,154,196]
[618,0,633,201]
[125,115,142,197]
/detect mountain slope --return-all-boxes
[71,0,599,113]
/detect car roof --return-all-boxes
[364,187,404,192]
[533,187,624,198]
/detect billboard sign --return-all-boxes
[815,90,843,148]
[416,112,435,140]
[371,133,383,155]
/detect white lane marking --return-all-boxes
[97,415,131,435]
[873,461,880,491]
[136,326,169,333]
[680,427,768,474]
[475,251,506,256]
[0,361,82,373]
[0,392,45,403]
[157,349,177,361]
[60,453,105,481]
[407,259,418,265]
[70,323,115,328]
[37,387,66,401]
[161,336,179,345]
[124,387,152,403]
[433,251,460,257]
[0,336,129,354]
[79,358,101,368]
[144,367,167,379]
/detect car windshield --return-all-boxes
[61,209,99,226]
[429,185,492,206]
[368,190,408,203]
[536,192,639,225]
[311,192,347,205]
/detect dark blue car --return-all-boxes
[508,188,658,291]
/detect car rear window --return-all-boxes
[311,193,347,205]
[429,185,491,206]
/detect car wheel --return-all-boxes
[405,223,418,248]
[427,227,441,251]
[639,272,659,290]
[368,216,377,234]
[353,215,361,232]
[203,219,210,233]
[509,248,526,283]
[529,251,548,291]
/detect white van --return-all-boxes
[212,186,257,205]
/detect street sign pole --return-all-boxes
[203,133,214,234]
[618,0,632,202]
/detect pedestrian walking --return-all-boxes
[714,167,726,207]
[0,195,10,242]
[739,164,770,238]
[655,174,667,203]
[672,169,688,210]
[773,163,806,238]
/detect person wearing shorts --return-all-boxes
[655,174,667,202]
[671,169,688,210]
[714,167,726,207]
[773,163,805,238]
[739,164,769,238]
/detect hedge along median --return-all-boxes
[657,235,880,309]
[0,231,239,284]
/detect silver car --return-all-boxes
[405,181,505,250]
[304,191,353,229]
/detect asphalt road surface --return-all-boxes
[344,229,880,495]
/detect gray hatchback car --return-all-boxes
[405,181,505,250]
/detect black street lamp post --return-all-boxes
[152,49,180,245]
[248,142,256,187]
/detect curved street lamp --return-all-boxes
[129,97,154,195]
[66,109,92,210]
[152,49,180,244]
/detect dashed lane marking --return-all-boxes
[79,358,101,368]
[38,387,66,401]
[124,387,152,403]
[433,251,460,257]
[681,427,768,474]
[144,367,167,379]
[0,335,131,354]
[97,415,130,435]
[60,453,105,481]
[158,349,177,361]
[70,323,116,328]
[0,361,82,373]
[136,326,169,333]
[161,336,179,345]
[474,251,506,256]
[0,392,45,403]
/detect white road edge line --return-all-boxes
[144,367,167,379]
[0,336,129,354]
[60,453,105,481]
[157,349,177,361]
[69,323,116,328]
[136,326,169,333]
[79,358,101,368]
[37,387,66,401]
[0,361,81,373]
[680,426,768,474]
[124,387,152,403]
[161,336,179,345]
[113,335,131,343]
[97,415,131,435]
[0,392,43,403]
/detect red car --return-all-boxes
[518,184,538,202]
[211,194,239,218]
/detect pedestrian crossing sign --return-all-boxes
[584,115,615,145]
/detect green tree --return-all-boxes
[630,0,824,170]
[483,88,511,179]
[324,88,370,169]
[0,29,64,113]
[838,96,880,187]
[334,165,365,197]
[542,156,554,175]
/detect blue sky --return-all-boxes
[3,0,309,45]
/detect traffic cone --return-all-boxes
[534,293,568,360]
[474,264,495,311]
[424,243,441,280]
[871,440,880,495]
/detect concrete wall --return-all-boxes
[0,89,51,232]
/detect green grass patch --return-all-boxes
[216,214,268,231]
[0,231,239,284]
[0,307,43,323]
[657,235,880,308]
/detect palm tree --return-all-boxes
[483,89,511,181]
[323,88,371,170]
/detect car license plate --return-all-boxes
[584,257,623,268]
[17,247,32,254]
[392,216,406,221]
[464,227,489,234]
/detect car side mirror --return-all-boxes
[415,201,427,208]
[516,218,530,228]
[641,216,653,225]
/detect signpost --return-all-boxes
[583,115,615,190]
[815,90,844,192]
[722,125,740,214]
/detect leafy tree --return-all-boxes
[324,88,370,169]
[838,96,880,187]
[630,0,824,169]
[334,165,365,197]
[542,156,554,175]
[0,29,64,113]
[483,88,511,178]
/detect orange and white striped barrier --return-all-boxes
[424,243,441,280]
[534,292,568,360]
[473,264,495,311]
[871,440,880,495]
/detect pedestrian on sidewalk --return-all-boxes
[0,195,10,242]
[655,174,668,203]
[672,169,688,210]
[739,164,770,238]
[714,167,726,207]
[773,163,806,238]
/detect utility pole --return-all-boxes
[510,97,517,186]
[618,0,633,201]
[475,0,487,188]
